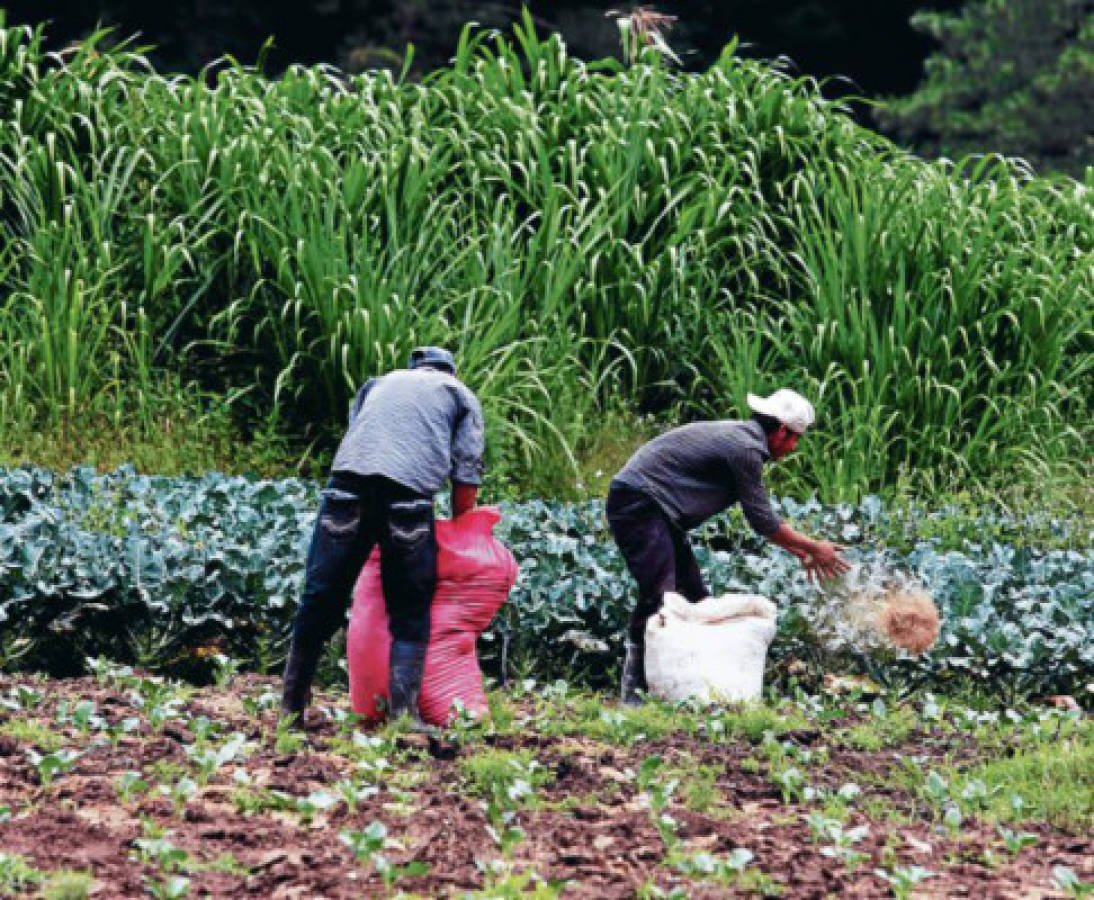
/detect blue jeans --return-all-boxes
[291,473,437,653]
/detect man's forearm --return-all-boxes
[768,522,816,557]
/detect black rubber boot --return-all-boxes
[280,634,321,723]
[620,639,647,706]
[388,640,436,733]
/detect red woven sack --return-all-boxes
[347,507,518,725]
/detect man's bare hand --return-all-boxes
[802,540,850,584]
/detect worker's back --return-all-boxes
[332,367,484,495]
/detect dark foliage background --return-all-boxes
[876,0,1094,178]
[7,0,962,95]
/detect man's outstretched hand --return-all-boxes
[769,523,851,585]
[802,540,850,584]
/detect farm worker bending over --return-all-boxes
[281,347,485,727]
[606,388,850,705]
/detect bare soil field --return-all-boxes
[0,670,1089,898]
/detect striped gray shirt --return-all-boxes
[614,419,782,535]
[331,368,485,495]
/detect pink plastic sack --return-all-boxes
[347,506,518,725]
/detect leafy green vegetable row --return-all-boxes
[0,467,1090,698]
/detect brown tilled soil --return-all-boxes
[0,673,1089,898]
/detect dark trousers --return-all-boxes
[291,472,437,654]
[605,480,707,644]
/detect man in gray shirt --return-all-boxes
[607,388,849,704]
[281,347,485,726]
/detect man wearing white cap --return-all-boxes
[606,388,850,704]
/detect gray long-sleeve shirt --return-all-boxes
[614,419,782,535]
[331,367,485,495]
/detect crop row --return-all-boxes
[0,466,1090,699]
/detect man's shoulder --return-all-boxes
[686,419,769,462]
[664,418,755,441]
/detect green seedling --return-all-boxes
[806,812,842,843]
[594,709,647,746]
[130,677,178,711]
[638,882,689,900]
[211,653,240,688]
[924,770,949,804]
[86,656,134,686]
[104,716,142,746]
[114,771,150,803]
[146,702,183,730]
[771,766,808,804]
[26,749,80,788]
[2,718,65,752]
[132,834,190,872]
[958,777,1000,811]
[231,787,294,817]
[457,751,547,855]
[474,859,564,898]
[57,700,101,734]
[295,789,340,826]
[940,802,964,835]
[0,852,43,894]
[40,868,95,900]
[159,777,198,817]
[187,716,219,745]
[997,826,1038,855]
[673,847,755,885]
[145,875,190,899]
[186,733,250,784]
[637,756,678,811]
[1053,867,1094,899]
[340,822,427,891]
[819,822,871,869]
[274,716,308,754]
[875,865,934,900]
[443,700,482,744]
[483,791,530,855]
[333,777,379,814]
[14,685,44,710]
[240,690,279,717]
[637,755,680,851]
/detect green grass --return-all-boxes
[0,388,307,480]
[842,708,917,751]
[0,852,44,896]
[0,719,65,753]
[953,730,1094,830]
[0,13,1089,500]
[40,870,95,900]
[457,748,555,800]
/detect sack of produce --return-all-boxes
[347,507,518,725]
[644,591,778,703]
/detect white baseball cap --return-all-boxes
[746,389,815,434]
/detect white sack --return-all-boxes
[645,591,778,704]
